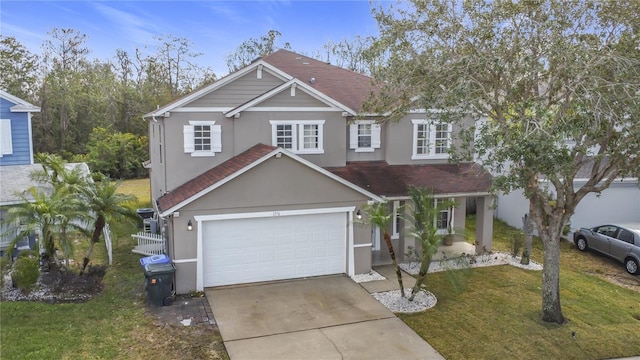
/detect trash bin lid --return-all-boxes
[144,262,175,276]
[140,254,170,266]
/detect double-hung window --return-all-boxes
[183,120,222,157]
[349,120,381,152]
[270,120,324,154]
[411,119,452,159]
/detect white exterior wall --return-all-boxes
[495,189,530,230]
[495,180,640,232]
[570,181,640,229]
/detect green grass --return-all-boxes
[400,216,640,360]
[116,178,151,207]
[0,179,226,360]
[3,180,638,359]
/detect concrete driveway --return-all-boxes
[205,275,444,359]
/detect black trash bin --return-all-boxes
[136,208,155,229]
[144,262,175,306]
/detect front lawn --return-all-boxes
[401,217,640,359]
[0,179,227,359]
[2,178,638,359]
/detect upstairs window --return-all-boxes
[194,124,211,151]
[270,120,324,154]
[275,124,294,149]
[183,121,222,157]
[412,119,452,159]
[350,120,381,152]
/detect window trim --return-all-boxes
[411,119,452,160]
[183,120,222,157]
[350,120,381,153]
[270,120,325,154]
[391,200,400,239]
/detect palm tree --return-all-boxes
[406,186,456,301]
[79,174,138,275]
[5,187,85,271]
[362,201,405,297]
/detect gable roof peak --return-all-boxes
[0,89,40,112]
[261,50,375,112]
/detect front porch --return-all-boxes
[371,195,495,267]
[372,238,476,266]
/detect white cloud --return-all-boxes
[91,2,160,47]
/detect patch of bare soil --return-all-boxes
[597,271,640,292]
[1,265,106,303]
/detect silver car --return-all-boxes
[573,223,640,275]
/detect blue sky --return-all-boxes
[1,1,381,76]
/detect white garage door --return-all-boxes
[202,211,347,287]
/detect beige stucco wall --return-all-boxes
[165,155,373,293]
[353,221,373,273]
[151,107,348,198]
[232,110,347,167]
[384,113,474,165]
[345,116,386,163]
[148,121,166,202]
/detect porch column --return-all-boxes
[399,202,414,261]
[475,195,494,254]
[453,197,467,238]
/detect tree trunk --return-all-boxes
[409,249,431,301]
[521,213,533,265]
[540,229,565,324]
[80,216,104,275]
[383,231,405,297]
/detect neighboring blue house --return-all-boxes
[0,89,40,166]
[0,90,40,255]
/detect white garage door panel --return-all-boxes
[203,212,347,287]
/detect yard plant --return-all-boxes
[368,0,640,324]
[399,217,640,359]
[1,179,637,359]
[0,179,227,359]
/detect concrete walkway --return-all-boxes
[206,275,445,360]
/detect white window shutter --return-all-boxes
[349,124,358,149]
[183,125,194,153]
[371,123,381,149]
[211,125,222,152]
[0,120,12,156]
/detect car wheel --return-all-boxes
[575,237,588,251]
[625,258,639,275]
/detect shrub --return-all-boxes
[17,249,38,258]
[12,256,40,291]
[512,233,524,257]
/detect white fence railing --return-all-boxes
[131,231,166,256]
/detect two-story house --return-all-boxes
[144,50,494,294]
[0,90,41,254]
